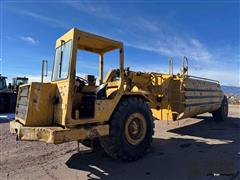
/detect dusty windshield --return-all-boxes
[52,40,72,81]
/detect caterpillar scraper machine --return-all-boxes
[10,28,228,161]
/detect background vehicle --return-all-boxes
[0,75,16,113]
[12,77,29,93]
[0,75,28,113]
[10,28,228,161]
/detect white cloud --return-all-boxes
[27,71,52,83]
[20,36,38,45]
[27,75,50,83]
[16,4,214,65]
[6,71,52,84]
[66,1,119,21]
[12,4,239,87]
[134,17,160,32]
[17,10,68,29]
[124,22,214,64]
[192,68,240,87]
[115,16,239,86]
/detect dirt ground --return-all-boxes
[0,105,239,180]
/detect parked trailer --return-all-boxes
[10,28,227,161]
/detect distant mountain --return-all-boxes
[222,86,240,95]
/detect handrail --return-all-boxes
[168,58,173,75]
[181,56,188,76]
[185,75,220,84]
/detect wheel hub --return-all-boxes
[125,113,147,145]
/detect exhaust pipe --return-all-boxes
[41,60,48,83]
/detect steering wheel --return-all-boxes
[75,75,88,84]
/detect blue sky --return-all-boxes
[1,0,239,86]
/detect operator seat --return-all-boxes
[83,84,107,99]
[88,83,107,99]
[78,84,107,118]
[84,84,107,99]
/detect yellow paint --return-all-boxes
[10,28,224,144]
[10,120,109,144]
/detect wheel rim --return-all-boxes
[124,113,147,145]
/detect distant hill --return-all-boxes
[222,86,240,95]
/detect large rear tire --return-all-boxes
[100,97,154,161]
[212,96,228,122]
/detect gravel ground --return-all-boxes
[0,105,239,180]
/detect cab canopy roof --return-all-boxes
[0,74,7,79]
[57,28,123,54]
[13,77,28,80]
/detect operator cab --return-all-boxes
[51,28,124,121]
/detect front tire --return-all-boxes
[212,96,228,122]
[100,97,154,161]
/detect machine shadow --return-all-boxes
[169,116,240,140]
[65,115,240,180]
[0,113,15,123]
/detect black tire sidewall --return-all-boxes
[220,96,228,121]
[212,95,228,122]
[111,98,153,156]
